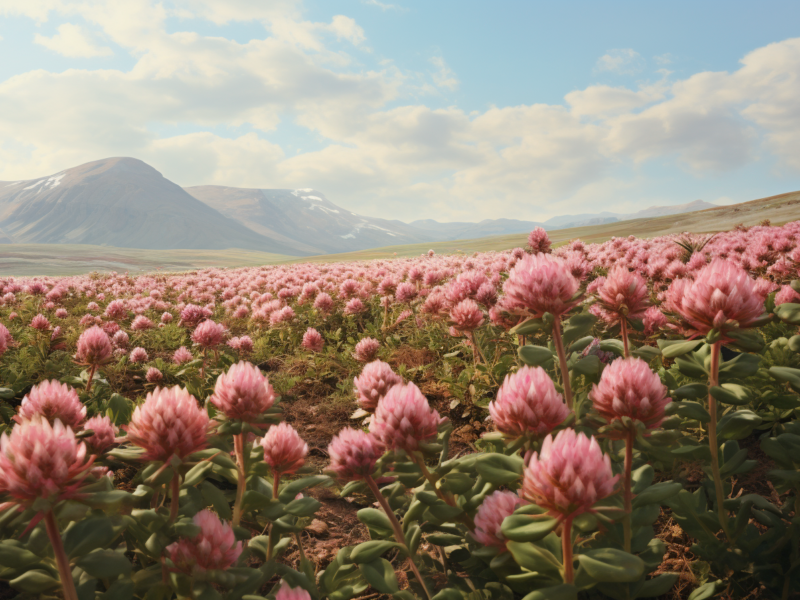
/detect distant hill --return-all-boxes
[184,186,431,254]
[0,158,302,254]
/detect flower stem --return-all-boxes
[266,471,281,561]
[232,433,247,527]
[623,430,634,553]
[44,510,79,600]
[708,341,730,541]
[365,475,433,600]
[86,364,97,394]
[552,319,573,410]
[169,472,181,524]
[414,457,475,529]
[561,515,575,584]
[620,320,630,358]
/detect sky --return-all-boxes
[1,1,800,223]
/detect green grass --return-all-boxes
[2,189,798,276]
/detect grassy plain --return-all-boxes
[2,189,798,276]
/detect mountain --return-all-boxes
[628,199,717,219]
[409,218,546,241]
[183,186,431,254]
[0,158,303,254]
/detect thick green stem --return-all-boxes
[169,473,181,524]
[365,475,433,600]
[200,348,207,381]
[232,433,247,527]
[45,511,79,600]
[620,320,630,358]
[552,319,573,410]
[708,342,731,541]
[561,515,575,584]
[415,458,475,529]
[266,471,281,561]
[623,430,634,553]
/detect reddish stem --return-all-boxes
[86,364,97,394]
[623,429,634,553]
[552,319,573,410]
[232,433,246,527]
[169,473,181,524]
[44,510,79,600]
[620,320,630,358]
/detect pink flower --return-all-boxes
[15,380,86,430]
[112,330,129,348]
[354,337,380,362]
[594,266,649,325]
[327,428,384,482]
[192,320,227,348]
[87,302,100,312]
[313,292,334,312]
[589,357,671,434]
[302,328,324,352]
[179,304,212,328]
[260,422,308,476]
[131,315,154,331]
[104,300,127,320]
[344,297,365,315]
[521,429,619,519]
[488,367,569,440]
[125,386,210,462]
[0,418,95,507]
[173,346,193,364]
[449,299,484,332]
[146,367,163,383]
[55,308,68,319]
[369,382,441,454]
[84,415,119,454]
[775,284,800,306]
[473,491,522,550]
[275,581,312,600]
[76,325,113,366]
[528,227,552,255]
[167,509,242,574]
[30,314,51,331]
[161,312,173,324]
[129,347,148,363]
[237,335,253,352]
[353,360,403,413]
[210,361,275,423]
[502,254,579,318]
[395,282,417,303]
[675,258,765,341]
[0,323,9,357]
[643,306,668,336]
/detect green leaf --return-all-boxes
[688,580,723,600]
[284,496,321,518]
[200,481,232,520]
[501,514,558,543]
[632,482,684,508]
[518,345,554,368]
[561,313,597,347]
[632,345,662,361]
[672,383,707,400]
[358,558,400,594]
[717,410,761,441]
[76,549,133,579]
[0,541,41,569]
[576,548,645,583]
[709,384,753,406]
[572,355,601,376]
[64,515,116,558]
[657,339,702,358]
[278,475,330,503]
[506,541,562,574]
[9,569,60,594]
[511,318,545,336]
[775,302,800,325]
[475,453,524,485]
[671,402,710,423]
[520,584,578,600]
[357,508,393,533]
[770,366,800,392]
[350,540,401,564]
[182,461,214,488]
[718,352,761,380]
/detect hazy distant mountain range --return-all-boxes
[0,157,719,256]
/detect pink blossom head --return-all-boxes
[449,299,484,331]
[210,361,275,423]
[528,227,552,255]
[475,282,498,307]
[395,282,417,303]
[146,367,163,383]
[0,324,8,357]
[354,337,380,362]
[161,312,173,324]
[84,415,119,454]
[353,360,403,413]
[236,335,253,352]
[301,328,324,352]
[589,357,671,435]
[313,292,334,312]
[0,418,95,507]
[112,330,129,348]
[30,314,51,331]
[488,367,569,441]
[131,315,154,331]
[260,422,308,476]
[76,325,113,366]
[167,509,242,575]
[16,380,86,430]
[473,491,522,550]
[344,297,365,315]
[643,306,668,336]
[129,347,148,363]
[125,386,210,462]
[675,258,765,341]
[173,346,193,364]
[327,428,384,482]
[192,320,227,349]
[369,382,442,454]
[595,266,649,325]
[55,308,68,319]
[275,581,312,600]
[502,254,580,319]
[521,429,619,518]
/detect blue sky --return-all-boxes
[1,0,799,222]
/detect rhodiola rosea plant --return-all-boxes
[1,220,800,598]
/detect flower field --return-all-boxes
[2,221,800,600]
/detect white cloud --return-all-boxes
[34,23,113,58]
[430,56,459,91]
[362,0,401,10]
[595,49,645,76]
